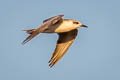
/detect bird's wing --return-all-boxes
[22,15,64,44]
[36,15,64,31]
[43,15,64,24]
[48,29,78,67]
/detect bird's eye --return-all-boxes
[73,22,79,24]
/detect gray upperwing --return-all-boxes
[43,15,64,24]
[36,14,64,31]
[22,15,64,44]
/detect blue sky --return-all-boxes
[0,0,120,80]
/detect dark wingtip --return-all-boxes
[21,41,26,45]
[49,63,54,68]
[58,14,64,17]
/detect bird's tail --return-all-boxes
[22,29,40,45]
[22,29,36,34]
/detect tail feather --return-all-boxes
[22,29,35,34]
[22,29,40,45]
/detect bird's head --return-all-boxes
[72,20,88,28]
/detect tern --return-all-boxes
[22,15,88,67]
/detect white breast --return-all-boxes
[43,20,77,33]
[55,21,76,33]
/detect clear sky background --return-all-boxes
[0,0,120,80]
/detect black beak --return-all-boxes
[81,24,88,28]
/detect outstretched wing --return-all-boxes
[48,29,78,67]
[43,15,64,24]
[22,15,64,44]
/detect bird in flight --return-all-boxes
[22,15,88,67]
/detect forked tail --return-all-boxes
[22,29,35,34]
[22,29,40,45]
